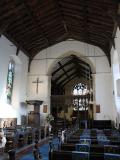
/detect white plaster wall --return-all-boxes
[28,40,114,121]
[0,36,28,124]
[95,73,114,120]
[111,27,120,125]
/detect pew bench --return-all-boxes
[51,150,104,160]
[61,143,104,153]
[61,143,120,154]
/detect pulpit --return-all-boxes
[27,100,43,143]
[26,100,43,140]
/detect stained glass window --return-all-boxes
[6,60,15,104]
[73,83,88,95]
[73,83,89,111]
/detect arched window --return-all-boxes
[6,59,15,104]
[73,83,90,111]
[73,83,88,95]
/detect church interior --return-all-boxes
[0,0,120,160]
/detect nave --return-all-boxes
[0,121,120,160]
[18,121,120,160]
[0,0,120,160]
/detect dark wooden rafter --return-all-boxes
[82,0,89,41]
[57,71,78,85]
[53,64,89,84]
[4,32,29,57]
[0,23,9,37]
[58,61,70,80]
[52,54,91,87]
[22,0,50,47]
[0,2,24,22]
[0,0,118,64]
[52,66,75,83]
[52,59,74,76]
[72,57,91,79]
[52,55,89,76]
[54,0,68,34]
[108,11,120,30]
[16,47,20,56]
[0,3,27,54]
[28,58,32,72]
[62,74,78,87]
[58,70,90,86]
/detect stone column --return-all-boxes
[91,74,96,120]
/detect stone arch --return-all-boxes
[47,50,96,76]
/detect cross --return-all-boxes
[32,77,43,94]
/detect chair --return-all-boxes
[104,153,120,160]
[75,144,90,152]
[72,151,89,160]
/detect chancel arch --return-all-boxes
[50,53,95,129]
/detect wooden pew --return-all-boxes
[51,150,104,160]
[67,138,98,144]
[61,143,104,153]
[62,142,120,152]
[90,153,104,160]
[67,137,120,146]
[51,151,72,160]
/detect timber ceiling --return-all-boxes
[51,55,91,94]
[0,0,119,65]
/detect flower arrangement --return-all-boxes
[46,114,54,123]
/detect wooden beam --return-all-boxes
[52,59,73,76]
[82,0,89,41]
[54,0,68,33]
[52,55,90,76]
[0,3,24,21]
[62,0,117,8]
[72,58,90,79]
[58,61,70,80]
[57,69,90,86]
[0,23,10,37]
[108,10,120,29]
[57,71,77,85]
[16,47,20,56]
[53,66,75,83]
[4,32,30,57]
[28,58,32,72]
[62,74,78,87]
[53,63,89,84]
[22,1,50,47]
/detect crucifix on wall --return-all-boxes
[32,77,43,94]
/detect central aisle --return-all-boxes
[20,138,59,160]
